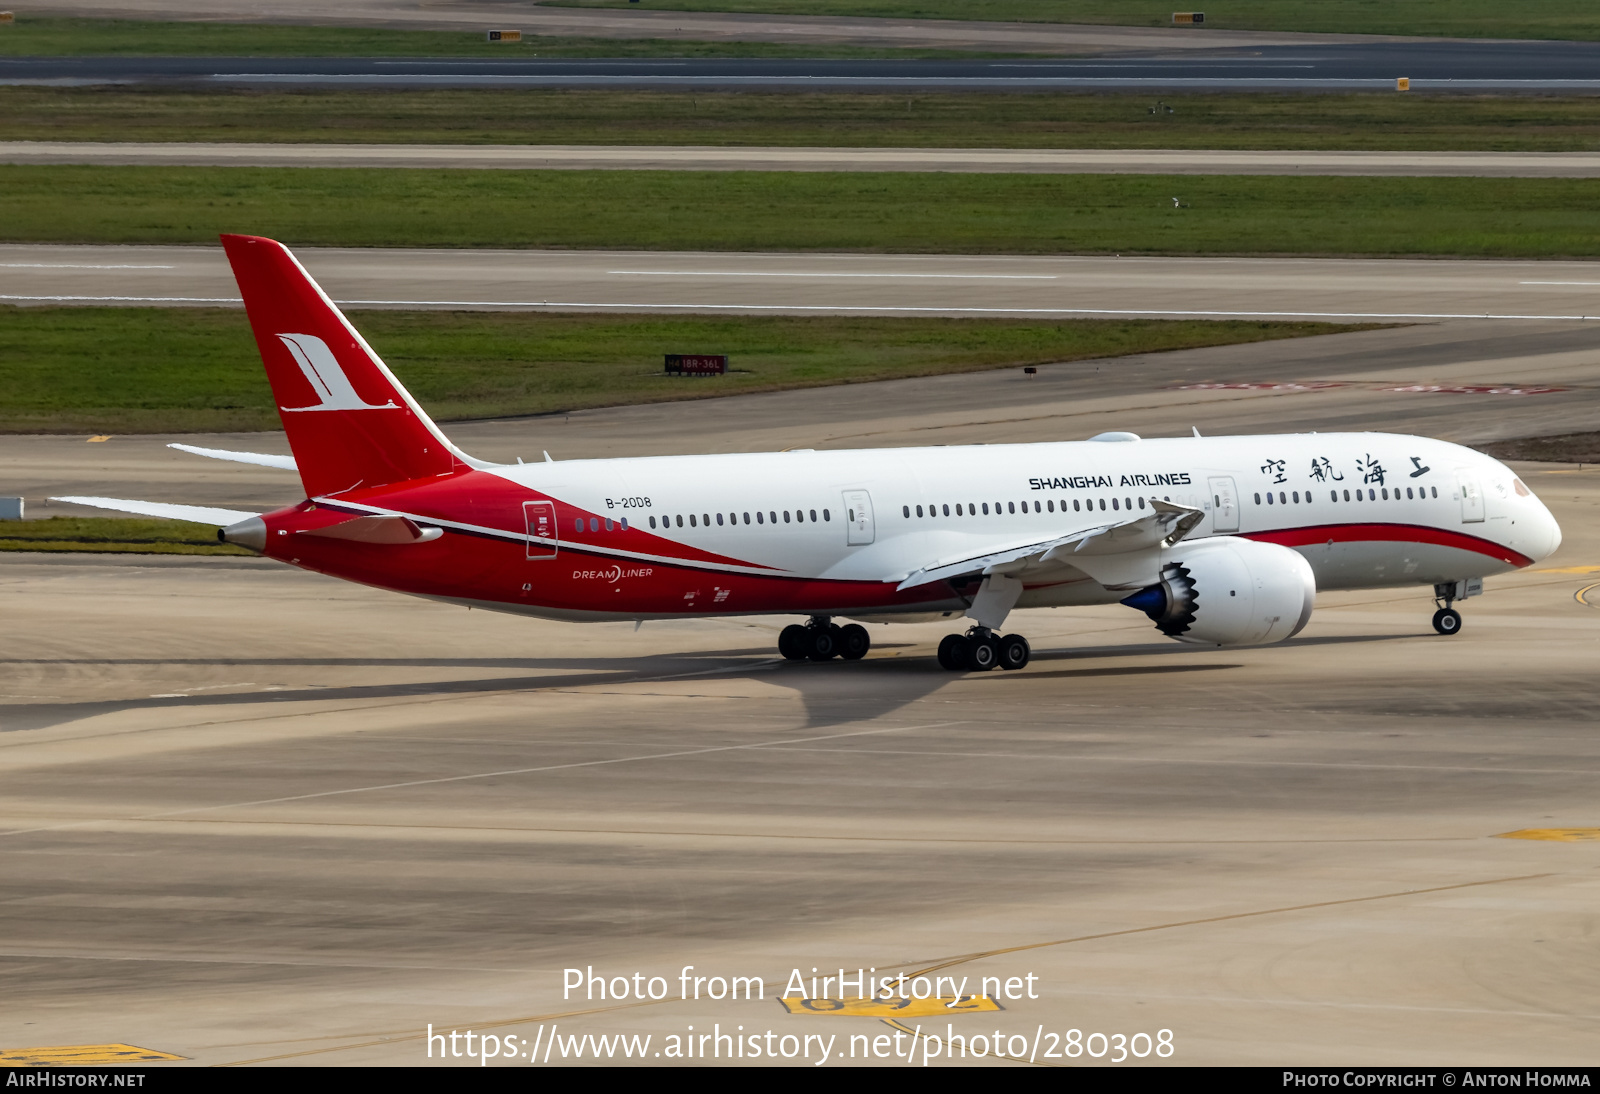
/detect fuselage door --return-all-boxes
[523,500,558,558]
[1457,472,1485,523]
[1208,475,1240,533]
[842,489,875,546]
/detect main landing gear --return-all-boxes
[779,616,870,662]
[936,628,1030,672]
[1431,581,1464,636]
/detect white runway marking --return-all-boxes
[0,263,174,269]
[1520,280,1600,286]
[606,270,1059,279]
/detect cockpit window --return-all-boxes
[1514,478,1531,497]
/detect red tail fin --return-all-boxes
[222,234,469,498]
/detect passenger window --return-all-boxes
[903,505,910,518]
[756,512,764,524]
[605,518,613,531]
[588,517,598,532]
[1381,488,1388,500]
[916,504,924,517]
[1431,487,1437,498]
[823,509,830,521]
[1074,499,1081,512]
[1138,497,1145,509]
[703,513,710,525]
[1406,487,1413,499]
[649,515,656,529]
[574,517,584,532]
[982,503,990,515]
[744,512,751,524]
[1254,493,1261,504]
[1330,491,1337,502]
[689,515,696,527]
[943,504,950,516]
[1034,501,1042,513]
[1008,502,1015,514]
[810,509,817,522]
[783,511,790,523]
[716,513,724,525]
[1292,491,1299,503]
[1112,498,1119,511]
[770,511,777,524]
[1046,499,1054,512]
[621,517,628,530]
[1124,498,1131,510]
[1267,492,1274,505]
[1099,499,1106,511]
[955,503,963,516]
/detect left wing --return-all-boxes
[894,499,1204,591]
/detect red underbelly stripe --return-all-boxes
[1244,522,1531,568]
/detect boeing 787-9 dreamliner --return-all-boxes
[61,236,1562,671]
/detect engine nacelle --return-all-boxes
[1121,537,1316,646]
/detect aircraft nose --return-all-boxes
[1541,505,1563,559]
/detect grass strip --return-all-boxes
[3,166,1599,257]
[0,306,1355,434]
[551,0,1600,42]
[6,88,1600,151]
[0,17,1020,59]
[1479,432,1600,465]
[0,516,250,554]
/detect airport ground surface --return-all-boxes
[9,143,1600,176]
[3,316,1599,1065]
[9,246,1600,322]
[11,46,1600,92]
[8,4,1414,51]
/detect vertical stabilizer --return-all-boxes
[221,234,475,498]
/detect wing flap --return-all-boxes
[893,500,1205,592]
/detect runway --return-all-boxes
[4,319,1598,1064]
[11,43,1600,91]
[6,244,1600,322]
[9,142,1600,177]
[0,2,1432,53]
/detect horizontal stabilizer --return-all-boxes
[52,495,260,526]
[169,443,298,471]
[299,514,441,545]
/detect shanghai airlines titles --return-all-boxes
[60,236,1562,673]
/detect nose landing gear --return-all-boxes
[937,628,1031,671]
[779,617,871,661]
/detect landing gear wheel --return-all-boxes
[997,633,1031,671]
[966,634,999,672]
[1432,607,1462,636]
[838,623,871,660]
[778,624,808,661]
[807,625,839,661]
[937,634,968,671]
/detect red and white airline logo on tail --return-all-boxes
[276,333,399,413]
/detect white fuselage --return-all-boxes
[465,432,1559,621]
